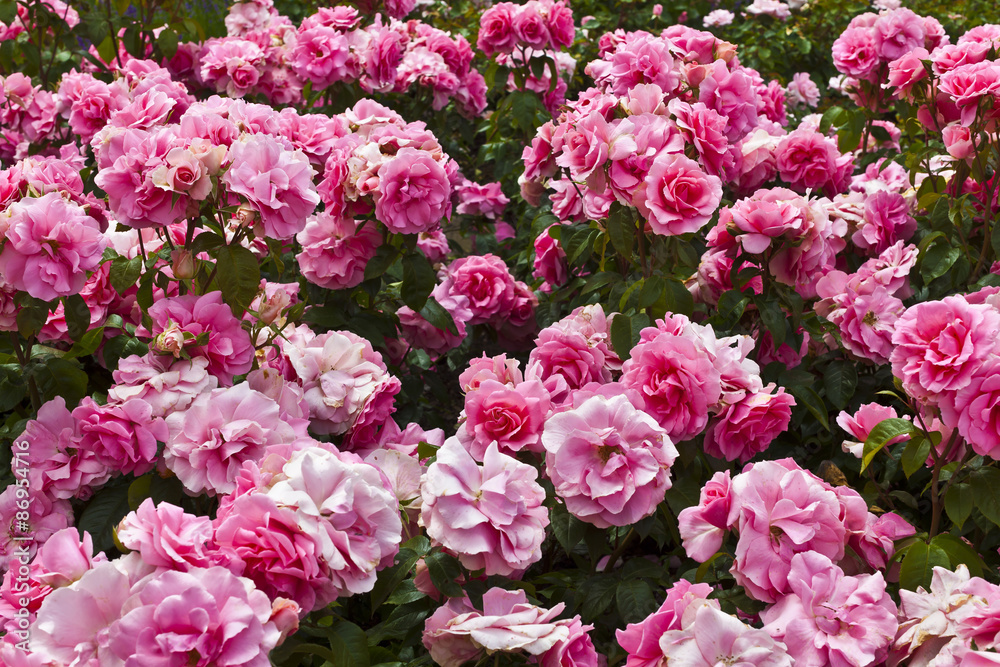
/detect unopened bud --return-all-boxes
[171,249,195,280]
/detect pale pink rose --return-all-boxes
[837,402,905,458]
[938,60,1000,126]
[590,32,679,96]
[164,383,299,495]
[458,379,550,459]
[477,3,519,55]
[459,354,524,393]
[638,153,722,236]
[833,27,880,80]
[17,397,111,502]
[374,147,451,235]
[137,291,255,385]
[890,295,1000,403]
[223,134,319,240]
[540,617,602,667]
[657,602,794,666]
[456,180,509,220]
[943,123,976,161]
[837,284,905,364]
[616,581,715,667]
[775,127,854,197]
[786,72,820,108]
[424,588,568,663]
[421,439,548,576]
[72,397,166,477]
[620,331,722,441]
[729,460,847,602]
[116,498,214,570]
[703,386,794,462]
[0,488,71,573]
[300,6,360,30]
[849,511,915,571]
[106,566,279,667]
[262,446,402,597]
[762,552,897,667]
[0,192,105,301]
[109,354,218,418]
[940,358,1000,459]
[441,254,516,325]
[296,212,381,290]
[703,9,735,27]
[543,395,678,528]
[893,564,981,665]
[728,189,806,254]
[887,48,931,99]
[284,329,400,435]
[677,470,733,561]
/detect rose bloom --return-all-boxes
[72,397,167,477]
[837,285,904,365]
[106,567,280,667]
[477,3,518,56]
[775,128,854,198]
[620,331,722,442]
[658,601,794,667]
[441,254,516,325]
[786,72,820,108]
[703,386,794,462]
[638,153,722,236]
[116,498,214,570]
[290,26,358,89]
[0,487,71,574]
[890,295,1000,404]
[458,378,550,459]
[296,212,381,290]
[762,552,898,667]
[677,470,733,561]
[854,190,916,254]
[617,580,715,667]
[728,460,847,603]
[284,329,401,436]
[543,395,678,528]
[833,27,880,80]
[534,224,569,288]
[109,354,219,418]
[940,358,1000,459]
[0,192,105,301]
[837,402,905,458]
[728,189,806,254]
[137,291,255,386]
[703,9,735,27]
[374,147,451,235]
[421,438,548,576]
[164,383,300,495]
[223,134,319,240]
[527,327,612,405]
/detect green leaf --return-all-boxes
[401,253,436,311]
[607,204,633,257]
[370,547,424,611]
[610,313,633,361]
[33,358,88,406]
[364,246,400,281]
[757,299,787,348]
[663,277,694,317]
[788,385,830,432]
[423,550,463,598]
[920,241,961,284]
[62,294,91,341]
[327,621,370,667]
[901,437,931,478]
[945,482,974,529]
[16,296,51,339]
[63,327,106,360]
[638,276,665,309]
[581,272,620,295]
[580,576,619,621]
[899,541,949,591]
[156,29,179,59]
[716,290,750,326]
[128,475,152,510]
[616,579,656,624]
[214,244,261,314]
[419,298,459,336]
[823,361,858,410]
[551,503,587,554]
[861,418,915,472]
[969,467,1000,528]
[0,0,16,24]
[189,232,225,256]
[78,481,132,555]
[931,534,983,578]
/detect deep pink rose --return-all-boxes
[775,128,854,197]
[639,153,722,236]
[477,3,518,56]
[72,397,167,477]
[513,5,551,50]
[374,147,451,235]
[833,27,880,80]
[703,386,794,462]
[442,254,516,324]
[459,379,550,459]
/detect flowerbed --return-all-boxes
[2,0,1000,664]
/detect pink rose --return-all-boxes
[543,395,678,528]
[296,212,381,290]
[72,397,167,477]
[620,331,722,441]
[658,603,794,666]
[616,580,715,667]
[873,8,926,60]
[374,147,451,235]
[728,190,806,254]
[940,358,1000,459]
[106,567,280,667]
[458,379,551,459]
[477,3,517,56]
[421,439,548,576]
[837,402,905,458]
[833,27,880,80]
[547,1,575,49]
[513,5,551,50]
[697,60,760,141]
[223,134,319,240]
[109,353,218,418]
[943,123,976,161]
[775,128,854,197]
[442,254,516,324]
[290,27,359,89]
[116,498,214,570]
[890,295,1000,403]
[0,192,105,301]
[703,385,794,462]
[137,292,255,386]
[639,153,722,236]
[678,470,733,561]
